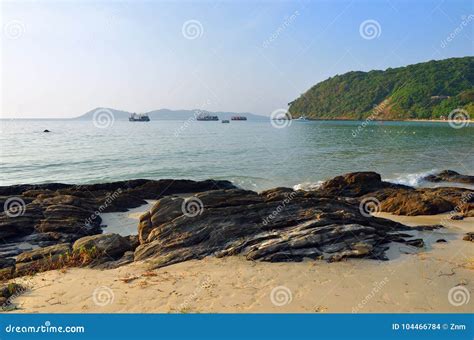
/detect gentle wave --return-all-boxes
[384,170,438,187]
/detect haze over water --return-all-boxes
[1,120,472,190]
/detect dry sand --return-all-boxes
[5,213,473,313]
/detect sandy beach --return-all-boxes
[6,212,472,313]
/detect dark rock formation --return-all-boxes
[316,171,473,216]
[15,243,71,276]
[134,188,428,268]
[0,178,236,279]
[1,172,472,277]
[73,233,131,260]
[317,172,410,197]
[424,170,474,185]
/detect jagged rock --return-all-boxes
[374,187,473,216]
[0,178,236,272]
[125,235,140,250]
[424,170,474,185]
[316,171,473,216]
[73,233,131,260]
[317,172,409,197]
[134,188,421,268]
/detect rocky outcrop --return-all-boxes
[317,172,410,197]
[1,173,472,277]
[0,179,236,279]
[134,188,427,268]
[463,232,474,242]
[73,233,131,260]
[424,170,474,185]
[15,243,71,276]
[316,171,473,216]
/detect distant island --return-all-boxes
[74,108,267,121]
[288,57,473,120]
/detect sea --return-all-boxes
[1,119,473,191]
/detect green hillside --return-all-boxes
[288,57,474,120]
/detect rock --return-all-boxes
[125,235,140,250]
[95,251,134,269]
[0,283,24,299]
[367,187,473,216]
[317,172,409,197]
[424,170,474,185]
[316,171,473,216]
[450,214,464,220]
[16,243,71,263]
[73,233,131,259]
[436,239,447,243]
[43,129,50,133]
[15,243,71,276]
[134,188,420,268]
[404,239,424,248]
[463,232,474,242]
[0,258,15,279]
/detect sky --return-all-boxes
[1,0,473,118]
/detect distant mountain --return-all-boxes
[74,108,267,121]
[288,57,474,120]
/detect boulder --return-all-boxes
[16,243,71,263]
[424,170,474,185]
[317,172,409,197]
[73,233,131,259]
[15,243,71,276]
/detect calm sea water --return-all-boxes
[1,120,473,191]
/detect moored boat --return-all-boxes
[231,116,247,121]
[129,113,150,122]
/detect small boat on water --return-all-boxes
[231,116,247,121]
[129,113,150,122]
[222,120,230,123]
[295,116,308,121]
[197,114,219,121]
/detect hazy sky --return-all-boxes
[1,0,472,118]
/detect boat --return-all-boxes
[129,113,150,122]
[222,120,230,123]
[231,116,247,121]
[196,114,219,121]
